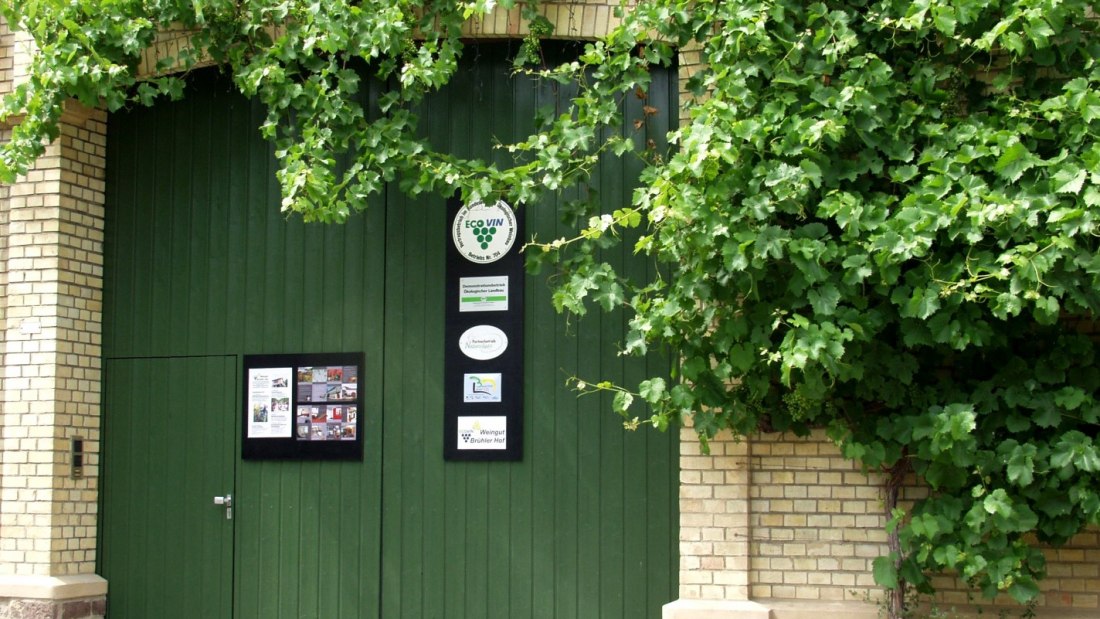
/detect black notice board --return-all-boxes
[444,197,525,461]
[242,352,364,460]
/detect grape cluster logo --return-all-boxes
[472,223,496,249]
[452,200,517,264]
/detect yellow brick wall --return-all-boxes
[675,429,1100,616]
[2,24,32,93]
[462,1,622,39]
[0,26,12,97]
[678,427,751,601]
[926,529,1100,613]
[1,17,106,583]
[678,42,704,126]
[0,105,106,577]
[749,431,891,602]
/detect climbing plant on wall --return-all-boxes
[3,1,1100,617]
[0,0,557,221]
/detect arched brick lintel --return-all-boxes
[136,3,623,78]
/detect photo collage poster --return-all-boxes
[295,365,358,442]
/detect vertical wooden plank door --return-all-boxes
[99,356,237,619]
[102,69,388,619]
[100,47,679,619]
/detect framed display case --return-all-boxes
[242,352,364,460]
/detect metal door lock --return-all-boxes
[213,494,233,520]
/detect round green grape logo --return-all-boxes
[452,200,517,264]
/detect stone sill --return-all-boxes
[664,599,1097,619]
[0,574,107,600]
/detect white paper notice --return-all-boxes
[247,367,293,438]
[459,276,509,312]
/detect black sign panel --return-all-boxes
[242,352,364,460]
[444,196,525,461]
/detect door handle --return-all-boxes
[213,494,233,520]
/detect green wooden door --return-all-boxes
[102,43,677,619]
[101,66,387,619]
[99,355,237,619]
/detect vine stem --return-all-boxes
[885,457,912,619]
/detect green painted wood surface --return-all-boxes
[99,356,236,619]
[102,43,677,619]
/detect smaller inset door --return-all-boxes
[99,356,237,619]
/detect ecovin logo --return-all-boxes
[452,200,517,264]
